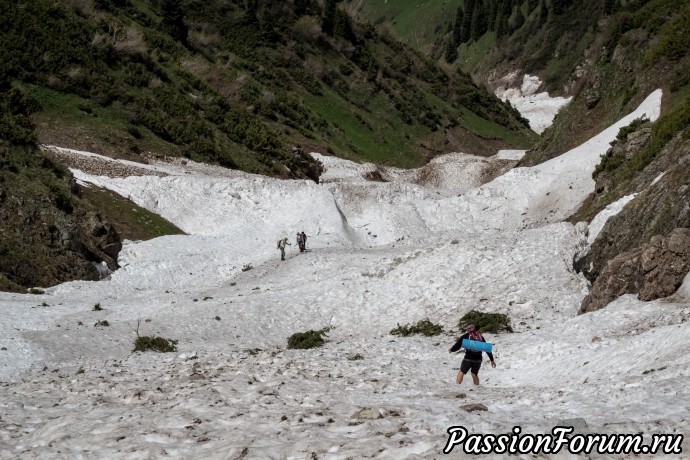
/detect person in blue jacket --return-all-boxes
[449,324,496,385]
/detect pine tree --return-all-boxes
[495,11,507,38]
[461,0,474,43]
[538,0,549,26]
[334,9,355,42]
[552,0,571,15]
[510,6,525,33]
[603,0,617,15]
[322,0,338,35]
[528,0,539,13]
[471,1,486,42]
[161,0,188,44]
[445,41,458,63]
[487,0,498,32]
[453,7,464,45]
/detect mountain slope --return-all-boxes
[352,0,690,310]
[0,0,537,291]
[1,0,535,175]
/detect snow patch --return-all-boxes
[495,74,573,134]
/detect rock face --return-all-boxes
[580,228,690,312]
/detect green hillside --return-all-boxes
[1,0,534,177]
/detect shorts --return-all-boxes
[460,359,482,375]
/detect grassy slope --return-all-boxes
[347,0,462,53]
[1,0,534,179]
[80,186,184,242]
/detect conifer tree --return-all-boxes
[322,0,338,35]
[552,0,570,15]
[461,0,474,43]
[471,2,487,42]
[496,11,507,38]
[161,0,188,44]
[511,6,525,32]
[603,0,617,15]
[445,41,458,63]
[453,7,464,45]
[538,0,549,26]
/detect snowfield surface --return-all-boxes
[495,74,573,134]
[3,89,690,459]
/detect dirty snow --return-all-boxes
[495,74,573,134]
[2,89,689,459]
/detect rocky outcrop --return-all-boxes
[576,131,690,312]
[0,148,121,292]
[580,228,690,312]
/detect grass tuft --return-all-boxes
[133,336,179,353]
[390,318,443,337]
[287,328,330,349]
[458,310,513,333]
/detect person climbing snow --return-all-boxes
[300,231,307,251]
[449,324,496,385]
[296,232,304,252]
[277,237,291,261]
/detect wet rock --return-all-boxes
[352,408,383,420]
[585,92,600,109]
[461,403,488,412]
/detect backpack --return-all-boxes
[277,239,282,249]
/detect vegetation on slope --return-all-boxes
[354,0,690,306]
[1,0,534,178]
[0,76,120,291]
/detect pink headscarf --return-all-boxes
[466,324,483,341]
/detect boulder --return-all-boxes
[461,403,488,412]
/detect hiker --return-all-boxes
[296,232,304,252]
[449,324,496,385]
[277,237,291,261]
[300,231,307,251]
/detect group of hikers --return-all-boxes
[276,230,495,385]
[277,231,308,261]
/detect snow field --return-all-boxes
[2,88,689,458]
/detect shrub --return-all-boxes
[458,310,513,333]
[287,328,329,349]
[390,318,443,337]
[133,336,179,352]
[93,303,103,311]
[614,116,649,143]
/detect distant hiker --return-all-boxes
[296,232,305,252]
[300,231,307,251]
[449,324,496,385]
[277,237,291,261]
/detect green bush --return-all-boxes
[390,318,443,337]
[133,335,179,352]
[287,328,329,349]
[614,117,649,143]
[458,310,513,333]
